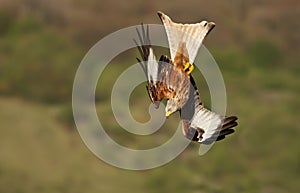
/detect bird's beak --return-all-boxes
[165,111,172,118]
[153,101,160,109]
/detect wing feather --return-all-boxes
[135,14,238,144]
[181,75,238,144]
[134,24,150,76]
[135,25,177,107]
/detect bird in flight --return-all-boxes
[135,11,238,144]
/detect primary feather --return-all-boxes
[181,76,238,144]
[135,12,238,144]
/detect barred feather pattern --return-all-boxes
[158,11,215,64]
[135,25,190,109]
[135,14,238,144]
[181,76,238,144]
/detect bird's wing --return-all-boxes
[181,76,238,144]
[157,11,215,64]
[189,107,238,144]
[134,24,152,78]
[135,25,177,107]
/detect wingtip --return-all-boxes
[222,115,238,130]
[225,115,238,122]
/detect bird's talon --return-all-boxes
[186,64,194,75]
[184,62,190,71]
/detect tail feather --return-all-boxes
[157,11,215,64]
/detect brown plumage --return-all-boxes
[135,12,238,144]
[135,25,190,111]
[180,74,238,144]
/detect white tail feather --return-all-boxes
[158,11,215,64]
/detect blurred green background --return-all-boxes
[0,0,299,192]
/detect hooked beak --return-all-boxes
[165,111,172,118]
[153,101,160,109]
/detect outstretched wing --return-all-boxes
[158,11,215,65]
[181,76,238,144]
[134,25,177,107]
[190,107,238,144]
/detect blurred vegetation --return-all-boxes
[0,0,299,193]
[0,13,83,102]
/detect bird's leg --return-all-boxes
[184,62,194,75]
[186,64,194,75]
[184,62,190,71]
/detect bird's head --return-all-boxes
[165,99,180,117]
[146,84,160,108]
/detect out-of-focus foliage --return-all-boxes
[0,13,83,102]
[248,39,282,68]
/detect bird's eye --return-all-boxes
[203,22,207,27]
